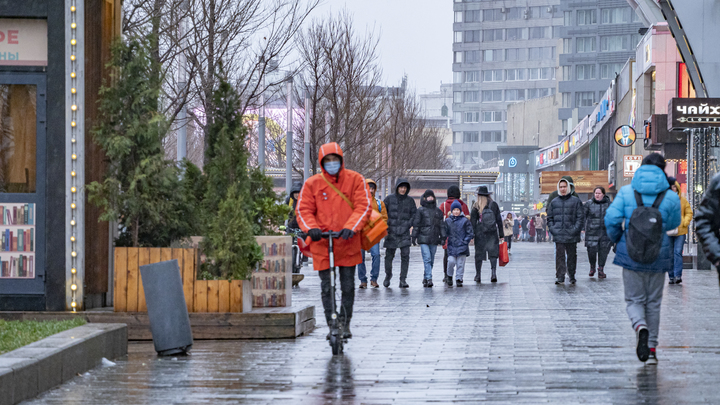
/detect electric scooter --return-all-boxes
[322,231,346,356]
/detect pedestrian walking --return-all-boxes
[503,213,514,253]
[546,175,579,207]
[412,190,446,287]
[296,142,371,340]
[513,217,520,242]
[520,216,529,241]
[444,200,473,287]
[605,153,681,365]
[383,178,417,288]
[439,185,470,283]
[584,186,612,278]
[534,215,544,242]
[470,186,504,283]
[696,172,720,284]
[547,177,585,284]
[541,214,549,242]
[666,177,692,285]
[529,216,536,242]
[357,179,388,289]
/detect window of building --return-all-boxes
[577,9,596,25]
[0,84,37,194]
[464,30,481,43]
[506,68,526,81]
[464,112,480,123]
[528,6,552,19]
[576,64,596,80]
[528,88,554,99]
[562,38,572,54]
[481,151,499,162]
[453,131,463,143]
[529,27,550,39]
[563,11,571,26]
[454,51,463,63]
[576,37,596,53]
[483,29,503,42]
[601,7,634,24]
[507,7,522,20]
[453,112,462,124]
[482,69,503,82]
[464,131,480,142]
[575,91,595,107]
[464,91,480,103]
[465,71,480,82]
[482,90,502,102]
[506,28,527,41]
[483,49,504,62]
[600,63,624,79]
[528,67,554,80]
[600,35,632,52]
[505,48,526,61]
[505,89,525,101]
[528,47,555,60]
[464,10,481,22]
[562,92,571,108]
[562,66,571,80]
[463,151,478,164]
[481,131,503,142]
[482,111,503,122]
[453,71,463,83]
[453,91,462,103]
[454,31,463,43]
[464,50,481,62]
[483,9,503,21]
[454,11,463,23]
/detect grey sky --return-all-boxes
[312,0,452,95]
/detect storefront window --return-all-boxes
[0,85,37,193]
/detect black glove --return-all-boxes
[412,238,417,246]
[339,228,355,240]
[308,228,322,242]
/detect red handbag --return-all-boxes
[499,241,509,267]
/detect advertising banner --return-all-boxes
[0,19,47,66]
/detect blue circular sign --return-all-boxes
[508,157,518,168]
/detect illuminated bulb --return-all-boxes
[71,251,77,257]
[71,6,76,12]
[71,121,76,127]
[71,171,76,177]
[70,55,75,61]
[70,219,76,226]
[70,236,76,242]
[71,72,76,78]
[71,154,77,160]
[71,88,76,94]
[71,23,77,29]
[71,203,76,209]
[71,268,77,274]
[71,284,77,291]
[71,39,76,46]
[72,138,76,143]
[71,187,77,193]
[71,105,77,111]
[71,301,77,308]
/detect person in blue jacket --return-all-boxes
[444,200,474,287]
[604,153,681,366]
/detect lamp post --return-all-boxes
[304,90,311,181]
[286,76,294,194]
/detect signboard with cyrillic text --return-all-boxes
[0,19,47,66]
[540,171,608,194]
[668,98,720,130]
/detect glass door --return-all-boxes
[0,73,46,295]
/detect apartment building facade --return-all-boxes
[451,0,563,169]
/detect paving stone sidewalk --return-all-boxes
[26,242,720,404]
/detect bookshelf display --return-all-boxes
[252,236,292,308]
[0,203,36,279]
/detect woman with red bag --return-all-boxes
[470,186,504,283]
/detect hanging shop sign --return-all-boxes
[0,19,47,66]
[614,125,637,147]
[623,155,642,177]
[668,98,720,130]
[540,171,609,194]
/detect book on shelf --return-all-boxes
[0,254,34,278]
[0,203,34,225]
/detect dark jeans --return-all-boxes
[385,246,410,281]
[588,244,611,269]
[443,249,448,278]
[319,266,355,327]
[555,242,577,279]
[475,256,497,274]
[504,236,512,250]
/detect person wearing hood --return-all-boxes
[444,200,474,287]
[357,179,388,288]
[583,186,612,278]
[296,142,371,339]
[520,216,529,241]
[470,186,504,282]
[605,153,681,365]
[547,177,585,284]
[285,181,303,230]
[666,177,692,284]
[696,173,720,284]
[382,178,417,288]
[546,175,580,208]
[439,185,470,283]
[412,190,446,287]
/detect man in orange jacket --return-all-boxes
[296,142,371,339]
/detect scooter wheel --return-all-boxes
[330,334,342,355]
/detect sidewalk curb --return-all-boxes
[0,323,127,405]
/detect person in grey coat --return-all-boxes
[547,178,585,284]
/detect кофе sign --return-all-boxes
[668,98,720,130]
[540,171,609,194]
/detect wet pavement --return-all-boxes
[26,242,720,404]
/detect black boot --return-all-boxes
[399,280,409,288]
[422,278,428,287]
[474,272,481,283]
[427,279,434,287]
[491,268,497,283]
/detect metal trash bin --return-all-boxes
[140,259,193,355]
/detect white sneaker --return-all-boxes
[646,351,658,365]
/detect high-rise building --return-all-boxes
[451,0,563,169]
[557,0,645,126]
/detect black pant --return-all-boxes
[587,244,611,268]
[319,266,355,327]
[504,236,512,250]
[385,246,410,281]
[555,243,577,279]
[443,249,448,278]
[475,256,497,273]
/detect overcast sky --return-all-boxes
[312,0,452,95]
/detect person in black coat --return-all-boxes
[584,186,612,279]
[695,172,720,284]
[412,190,446,287]
[547,178,585,284]
[470,185,504,283]
[383,178,417,288]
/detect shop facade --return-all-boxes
[495,145,538,215]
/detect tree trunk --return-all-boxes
[203,0,216,166]
[133,216,140,248]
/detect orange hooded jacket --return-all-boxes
[296,143,371,270]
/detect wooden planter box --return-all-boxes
[113,247,251,313]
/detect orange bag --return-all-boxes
[322,174,387,250]
[499,240,509,267]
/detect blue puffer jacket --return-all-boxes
[445,215,473,257]
[605,165,681,272]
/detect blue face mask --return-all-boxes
[324,161,341,175]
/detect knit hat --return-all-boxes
[447,185,461,199]
[451,200,462,212]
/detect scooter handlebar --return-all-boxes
[297,231,341,239]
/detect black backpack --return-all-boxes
[626,190,666,264]
[479,204,496,233]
